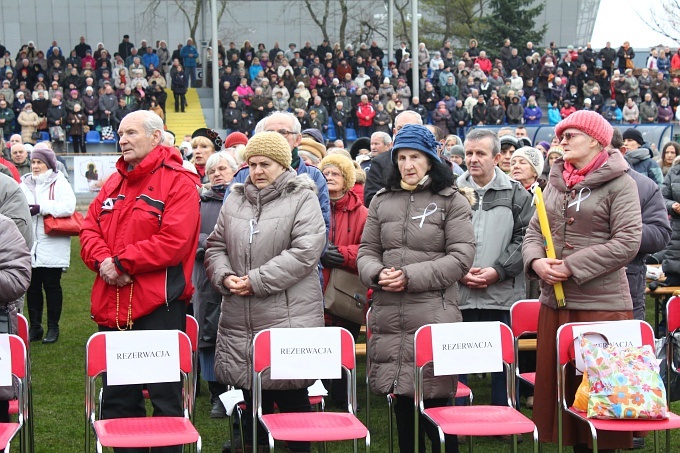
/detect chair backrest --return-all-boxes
[16,314,28,349]
[185,315,198,353]
[253,327,356,374]
[86,131,101,142]
[509,299,540,338]
[365,308,372,340]
[85,330,193,378]
[668,296,680,334]
[556,320,656,367]
[3,335,27,380]
[414,322,515,370]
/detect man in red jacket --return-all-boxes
[356,94,375,139]
[80,110,200,451]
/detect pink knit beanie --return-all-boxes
[554,110,613,148]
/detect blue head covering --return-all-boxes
[391,124,441,163]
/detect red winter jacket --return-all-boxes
[322,189,368,292]
[80,145,201,328]
[356,102,376,127]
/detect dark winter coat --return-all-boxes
[357,180,475,398]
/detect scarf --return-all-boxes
[562,150,608,188]
[400,174,430,191]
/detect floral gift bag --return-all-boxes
[580,334,668,419]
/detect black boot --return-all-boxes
[42,326,59,344]
[28,325,43,342]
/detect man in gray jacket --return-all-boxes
[457,128,533,407]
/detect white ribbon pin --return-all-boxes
[412,203,438,228]
[567,187,591,212]
[249,219,259,244]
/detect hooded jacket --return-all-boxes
[357,181,476,399]
[457,167,533,310]
[205,172,326,391]
[661,162,680,276]
[625,147,664,186]
[523,149,642,311]
[80,146,200,328]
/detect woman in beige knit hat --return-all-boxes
[205,131,326,452]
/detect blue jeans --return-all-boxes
[185,66,197,87]
[457,308,511,406]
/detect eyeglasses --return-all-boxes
[560,132,587,142]
[269,129,298,137]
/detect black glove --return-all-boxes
[29,204,40,216]
[320,244,345,269]
[195,248,205,261]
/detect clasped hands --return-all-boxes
[378,267,407,292]
[100,257,132,287]
[223,275,254,296]
[460,267,500,289]
[531,258,571,284]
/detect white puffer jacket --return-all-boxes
[20,170,75,268]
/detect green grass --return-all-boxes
[16,238,680,451]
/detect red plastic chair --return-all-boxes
[509,299,540,407]
[0,335,28,452]
[85,330,201,452]
[185,314,199,421]
[252,327,370,452]
[665,296,680,453]
[365,308,472,453]
[414,322,538,453]
[556,320,680,453]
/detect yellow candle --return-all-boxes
[532,186,566,308]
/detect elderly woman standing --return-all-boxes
[318,153,368,407]
[510,146,545,191]
[20,144,76,344]
[192,151,239,418]
[358,124,475,453]
[205,132,325,452]
[191,127,222,184]
[522,110,642,451]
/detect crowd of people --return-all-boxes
[3,33,680,453]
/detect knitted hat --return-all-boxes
[538,141,551,152]
[391,124,441,163]
[448,144,465,159]
[244,131,292,168]
[31,143,57,171]
[192,127,223,150]
[547,146,565,160]
[511,146,544,178]
[320,154,356,191]
[622,128,644,146]
[298,137,327,160]
[224,131,248,149]
[554,110,613,148]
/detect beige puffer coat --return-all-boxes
[522,149,642,311]
[205,171,326,391]
[357,182,476,399]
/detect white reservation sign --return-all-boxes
[571,320,643,375]
[0,336,12,387]
[270,327,341,380]
[105,330,180,386]
[431,321,503,376]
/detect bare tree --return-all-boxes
[142,0,229,45]
[639,1,680,44]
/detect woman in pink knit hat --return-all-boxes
[522,110,642,451]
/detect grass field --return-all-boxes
[17,238,680,451]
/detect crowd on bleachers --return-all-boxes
[3,35,680,151]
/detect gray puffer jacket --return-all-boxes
[0,213,31,400]
[205,171,326,391]
[357,181,476,399]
